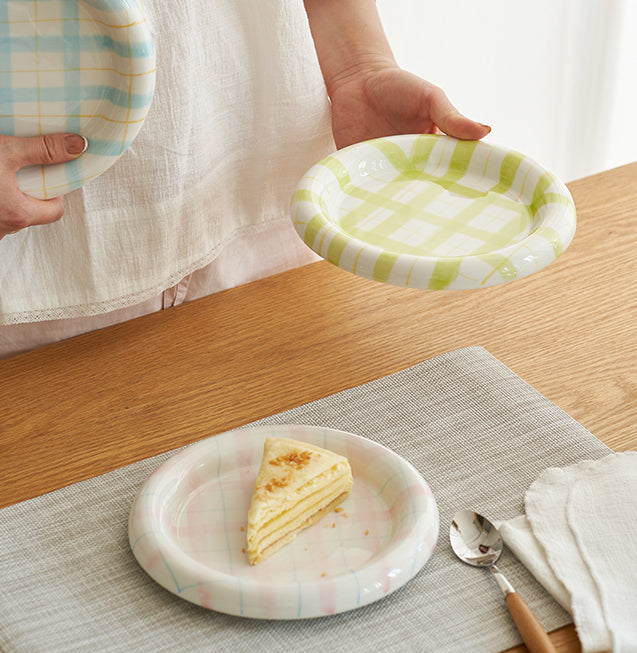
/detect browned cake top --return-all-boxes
[264,450,315,492]
[268,450,314,468]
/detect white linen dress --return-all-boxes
[0,0,335,356]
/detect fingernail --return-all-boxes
[480,124,492,133]
[64,134,88,155]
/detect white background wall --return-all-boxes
[378,0,637,182]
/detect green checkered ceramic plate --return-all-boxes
[291,134,576,290]
[1,0,155,199]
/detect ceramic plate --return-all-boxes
[0,0,155,198]
[291,134,576,290]
[128,424,439,619]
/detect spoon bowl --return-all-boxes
[450,510,503,567]
[450,510,557,653]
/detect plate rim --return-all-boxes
[128,424,439,619]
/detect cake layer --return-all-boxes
[246,437,353,565]
[249,461,349,529]
[249,472,352,555]
[249,491,350,565]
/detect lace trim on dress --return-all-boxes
[0,220,286,326]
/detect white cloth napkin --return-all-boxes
[499,452,637,653]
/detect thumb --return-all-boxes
[427,87,491,141]
[437,111,491,141]
[8,133,88,169]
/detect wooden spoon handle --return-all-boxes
[505,592,558,653]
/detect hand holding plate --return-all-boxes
[0,133,87,239]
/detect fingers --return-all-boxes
[0,132,87,239]
[427,86,491,141]
[2,132,88,170]
[439,113,491,140]
[0,193,66,239]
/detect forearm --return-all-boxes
[303,0,397,96]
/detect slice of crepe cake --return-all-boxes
[247,437,353,565]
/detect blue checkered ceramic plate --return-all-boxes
[0,0,155,199]
[291,134,576,290]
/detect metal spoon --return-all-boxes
[450,510,557,653]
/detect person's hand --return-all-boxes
[0,133,87,240]
[304,0,491,150]
[328,64,490,149]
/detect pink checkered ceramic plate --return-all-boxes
[128,424,439,619]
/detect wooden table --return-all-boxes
[2,163,636,652]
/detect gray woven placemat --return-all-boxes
[0,347,610,652]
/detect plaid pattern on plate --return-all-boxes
[0,0,155,198]
[291,135,576,290]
